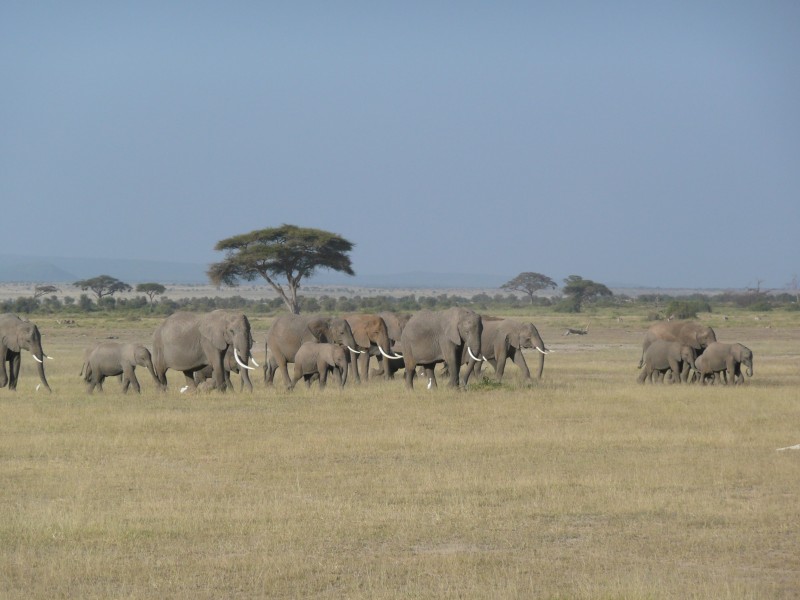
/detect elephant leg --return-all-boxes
[371,355,385,378]
[318,365,328,389]
[512,349,532,381]
[126,367,141,393]
[403,357,416,389]
[8,353,21,390]
[274,355,293,390]
[348,350,361,384]
[0,350,8,388]
[461,358,477,386]
[357,352,370,382]
[636,367,648,384]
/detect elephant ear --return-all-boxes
[199,318,227,351]
[352,325,371,348]
[302,318,327,342]
[444,314,461,346]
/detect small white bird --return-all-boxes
[180,385,189,393]
[36,384,41,391]
[427,377,433,390]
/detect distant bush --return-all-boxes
[665,300,711,320]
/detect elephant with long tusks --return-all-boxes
[152,310,255,392]
[399,307,482,390]
[0,313,52,392]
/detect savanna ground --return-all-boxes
[1,307,799,599]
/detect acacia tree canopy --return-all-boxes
[207,224,355,314]
[73,275,132,300]
[501,272,557,304]
[561,275,613,312]
[135,282,167,304]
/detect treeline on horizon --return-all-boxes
[4,289,799,319]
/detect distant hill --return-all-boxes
[0,254,512,289]
[0,254,208,284]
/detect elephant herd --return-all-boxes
[637,320,754,385]
[0,308,753,395]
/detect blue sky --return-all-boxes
[2,2,798,289]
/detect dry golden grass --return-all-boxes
[1,312,799,598]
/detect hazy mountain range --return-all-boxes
[0,254,515,289]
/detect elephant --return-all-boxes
[693,342,753,385]
[344,313,402,382]
[264,314,360,389]
[461,318,549,385]
[81,341,158,393]
[152,310,256,392]
[638,320,716,368]
[636,339,696,384]
[369,312,412,379]
[400,307,482,389]
[291,342,349,389]
[0,313,51,392]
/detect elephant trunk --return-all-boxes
[143,356,159,384]
[746,360,753,377]
[32,342,51,392]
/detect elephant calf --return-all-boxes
[637,339,696,384]
[694,342,753,385]
[82,341,158,393]
[291,342,349,390]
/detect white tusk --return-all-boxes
[32,354,43,364]
[45,354,54,360]
[481,355,488,362]
[234,348,255,370]
[36,384,41,391]
[777,443,800,451]
[249,356,260,367]
[378,345,403,360]
[347,345,365,354]
[467,347,481,362]
[535,346,549,355]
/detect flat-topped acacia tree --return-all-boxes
[207,224,355,314]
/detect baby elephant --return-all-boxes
[637,339,696,384]
[82,341,159,393]
[694,342,753,385]
[292,342,349,389]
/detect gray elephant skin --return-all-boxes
[264,314,359,389]
[152,310,255,392]
[400,307,482,389]
[193,342,258,392]
[694,342,753,385]
[369,312,412,379]
[639,320,716,368]
[0,313,51,392]
[637,339,696,384]
[292,342,349,389]
[82,341,158,393]
[463,318,549,385]
[344,313,402,382]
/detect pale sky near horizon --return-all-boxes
[2,2,798,290]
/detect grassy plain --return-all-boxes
[1,309,799,598]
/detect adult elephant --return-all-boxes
[400,307,482,389]
[638,320,716,368]
[344,313,402,382]
[264,314,360,389]
[82,341,158,393]
[0,313,52,392]
[637,339,696,384]
[462,318,549,385]
[694,342,753,385]
[152,310,255,392]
